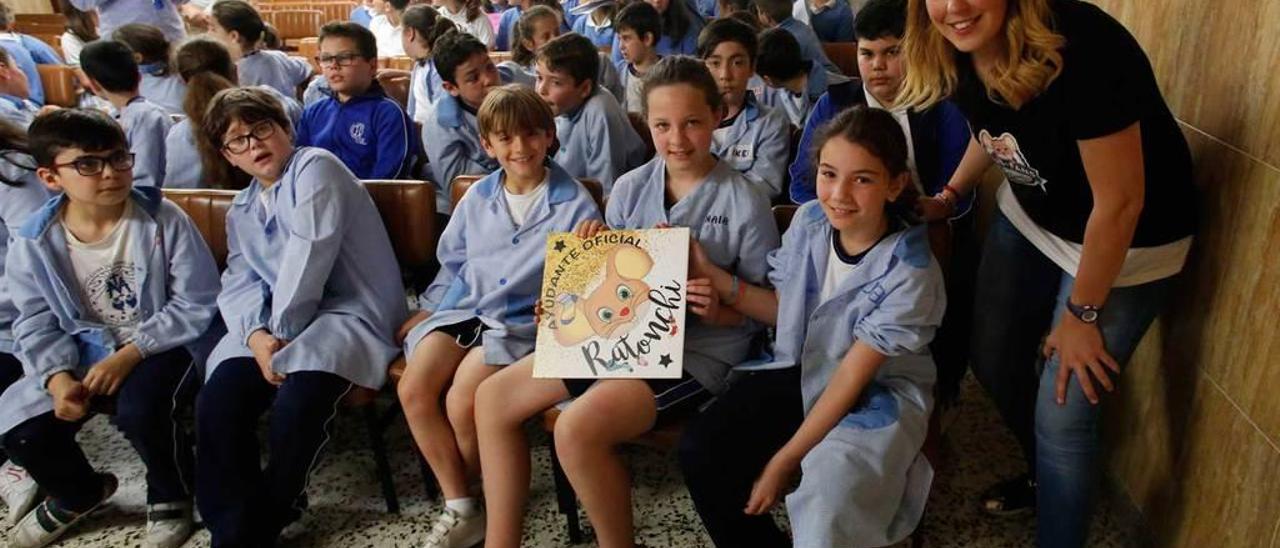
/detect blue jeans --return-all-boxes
[971,213,1176,548]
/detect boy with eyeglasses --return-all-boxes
[0,108,222,548]
[295,22,418,180]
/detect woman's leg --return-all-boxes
[555,379,658,548]
[474,356,573,548]
[443,347,501,484]
[969,213,1064,472]
[397,331,471,499]
[1034,275,1176,548]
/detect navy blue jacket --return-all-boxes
[295,82,419,180]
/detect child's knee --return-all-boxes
[444,383,477,426]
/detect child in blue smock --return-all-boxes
[193,87,407,547]
[164,38,303,189]
[496,7,622,99]
[0,48,40,130]
[609,0,703,65]
[679,105,945,547]
[398,85,601,548]
[570,0,615,48]
[112,24,187,115]
[1,109,221,548]
[535,33,643,194]
[0,119,52,526]
[0,27,63,106]
[474,55,778,548]
[613,1,663,115]
[80,40,173,188]
[209,0,314,100]
[422,31,503,214]
[697,18,791,199]
[399,5,454,125]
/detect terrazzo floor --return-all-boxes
[0,376,1145,547]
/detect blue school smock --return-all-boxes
[138,65,187,115]
[295,82,418,180]
[69,0,188,43]
[422,94,500,215]
[604,157,778,394]
[406,59,445,125]
[778,17,841,94]
[351,5,373,27]
[206,147,408,390]
[494,6,521,52]
[117,96,175,188]
[754,84,804,127]
[406,160,602,365]
[0,186,222,436]
[711,92,791,200]
[497,56,623,100]
[0,34,61,106]
[238,50,313,101]
[807,0,854,43]
[0,94,40,130]
[163,87,303,189]
[0,153,52,355]
[760,201,944,547]
[554,88,645,195]
[609,4,703,65]
[571,13,614,48]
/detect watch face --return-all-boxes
[1081,310,1099,323]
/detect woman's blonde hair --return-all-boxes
[897,0,1065,110]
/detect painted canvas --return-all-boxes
[534,228,689,379]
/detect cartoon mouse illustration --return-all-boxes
[549,244,654,346]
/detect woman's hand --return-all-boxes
[1044,315,1119,405]
[744,454,799,515]
[916,195,954,222]
[573,219,607,240]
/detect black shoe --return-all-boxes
[979,474,1036,516]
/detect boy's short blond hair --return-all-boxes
[478,84,556,139]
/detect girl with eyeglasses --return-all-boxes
[192,86,408,548]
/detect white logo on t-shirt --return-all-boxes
[349,122,368,145]
[979,130,1047,192]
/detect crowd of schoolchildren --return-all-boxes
[0,0,1199,546]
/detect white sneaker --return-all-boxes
[0,461,39,526]
[144,501,195,548]
[9,473,116,548]
[421,507,485,548]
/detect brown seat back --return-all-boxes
[163,189,238,269]
[164,180,438,274]
[37,64,78,108]
[362,180,439,274]
[264,10,323,41]
[821,42,860,78]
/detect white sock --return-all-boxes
[444,497,479,517]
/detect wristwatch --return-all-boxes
[1066,301,1102,324]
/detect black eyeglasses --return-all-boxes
[221,122,277,154]
[315,52,363,68]
[51,151,135,176]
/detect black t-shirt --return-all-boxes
[951,0,1196,246]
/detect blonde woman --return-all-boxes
[899,1,1195,546]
